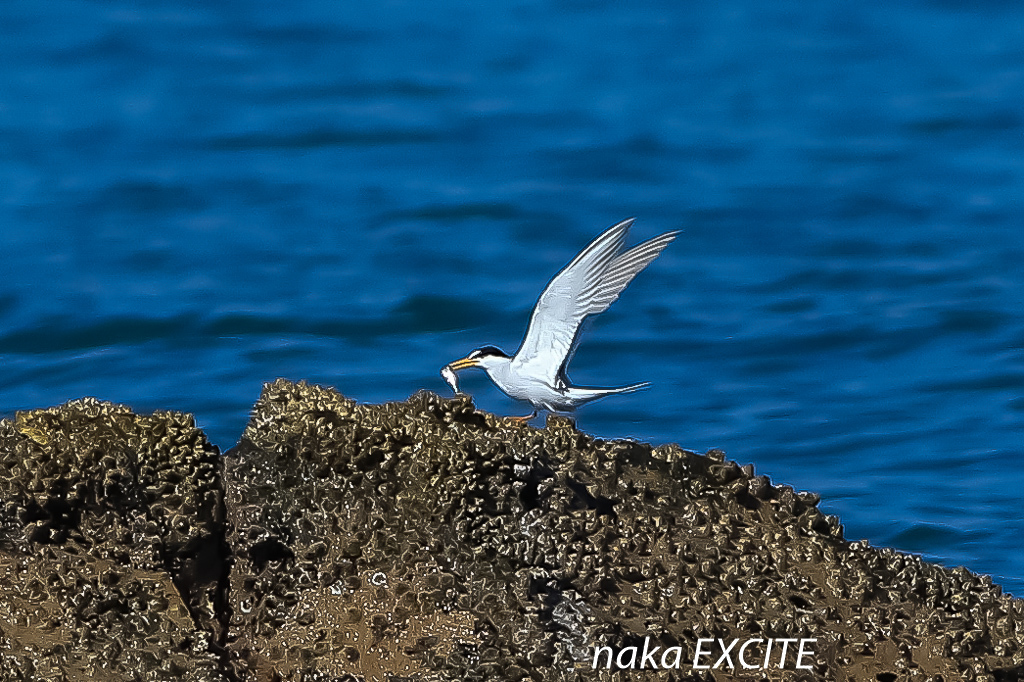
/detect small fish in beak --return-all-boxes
[440,364,461,394]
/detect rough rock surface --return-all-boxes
[1,381,1023,681]
[224,380,1024,681]
[0,399,228,681]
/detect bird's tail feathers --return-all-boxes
[610,381,651,395]
[568,382,651,405]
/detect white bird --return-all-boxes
[443,218,679,421]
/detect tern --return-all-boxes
[443,218,678,421]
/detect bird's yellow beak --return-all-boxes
[447,356,480,371]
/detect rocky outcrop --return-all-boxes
[0,399,228,681]
[1,381,1022,681]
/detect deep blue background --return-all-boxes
[2,1,1022,594]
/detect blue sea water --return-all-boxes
[2,1,1023,595]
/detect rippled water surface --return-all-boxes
[2,1,1023,594]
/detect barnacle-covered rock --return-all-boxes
[224,380,1024,681]
[3,384,1023,681]
[0,399,228,681]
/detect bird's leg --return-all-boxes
[507,410,537,425]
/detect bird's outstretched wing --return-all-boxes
[511,218,679,387]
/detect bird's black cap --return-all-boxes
[469,345,509,359]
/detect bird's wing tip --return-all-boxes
[615,220,683,243]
